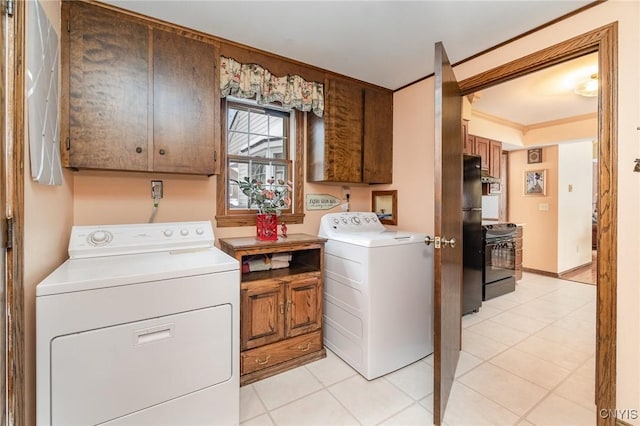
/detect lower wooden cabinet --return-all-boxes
[219,234,327,385]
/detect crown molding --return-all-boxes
[471,110,597,135]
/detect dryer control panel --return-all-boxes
[68,221,215,258]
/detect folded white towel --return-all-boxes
[271,252,292,262]
[270,260,290,270]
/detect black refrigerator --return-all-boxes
[462,155,483,314]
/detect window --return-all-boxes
[216,99,305,227]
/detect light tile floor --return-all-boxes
[240,273,596,425]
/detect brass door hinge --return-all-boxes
[4,217,13,249]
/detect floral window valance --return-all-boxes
[220,56,324,117]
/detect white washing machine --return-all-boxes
[36,221,239,426]
[319,212,434,380]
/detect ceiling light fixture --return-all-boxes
[574,73,598,97]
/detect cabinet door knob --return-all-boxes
[159,149,166,155]
[135,147,142,154]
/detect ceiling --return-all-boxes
[102,0,598,126]
[471,52,599,126]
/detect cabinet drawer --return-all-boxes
[241,331,322,375]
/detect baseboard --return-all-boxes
[558,261,593,277]
[522,267,558,278]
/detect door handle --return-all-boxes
[425,236,440,248]
[442,237,456,248]
[425,236,456,248]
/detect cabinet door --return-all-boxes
[285,275,322,338]
[153,30,217,174]
[489,140,502,179]
[66,2,149,170]
[323,78,364,182]
[363,88,393,183]
[241,280,286,350]
[475,137,490,170]
[464,134,476,155]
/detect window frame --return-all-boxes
[216,98,305,227]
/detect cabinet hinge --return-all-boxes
[4,217,13,249]
[6,0,14,17]
[66,136,70,150]
[67,19,70,32]
[214,150,217,162]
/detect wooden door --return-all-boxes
[474,136,490,170]
[433,42,463,425]
[325,77,364,182]
[489,140,502,178]
[285,275,322,338]
[153,29,217,174]
[66,2,149,171]
[463,134,475,156]
[363,87,393,183]
[241,280,286,350]
[1,5,7,422]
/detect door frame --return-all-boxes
[4,0,26,423]
[457,23,617,424]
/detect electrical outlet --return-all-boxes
[151,180,163,199]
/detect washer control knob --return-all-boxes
[333,218,339,225]
[88,230,112,246]
[372,216,378,222]
[180,229,189,236]
[163,229,173,237]
[195,228,204,235]
[364,217,370,223]
[351,216,361,225]
[341,218,348,224]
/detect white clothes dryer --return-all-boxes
[36,221,239,426]
[319,212,434,380]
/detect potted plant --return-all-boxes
[231,177,292,240]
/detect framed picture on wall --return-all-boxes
[524,169,546,196]
[527,148,542,164]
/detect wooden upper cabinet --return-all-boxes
[308,77,393,184]
[65,2,149,171]
[363,88,393,184]
[62,1,219,175]
[475,136,490,170]
[153,29,217,174]
[489,140,502,179]
[463,122,476,156]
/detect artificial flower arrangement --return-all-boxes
[231,176,292,215]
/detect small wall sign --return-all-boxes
[305,194,342,210]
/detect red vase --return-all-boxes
[256,213,278,241]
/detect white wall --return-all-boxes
[557,141,593,272]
